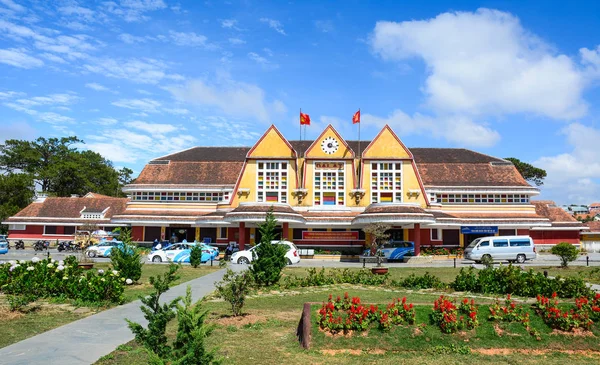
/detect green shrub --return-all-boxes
[214,269,254,316]
[111,228,143,282]
[250,209,287,286]
[396,272,445,289]
[551,242,579,268]
[189,245,202,268]
[1,256,124,304]
[127,263,180,359]
[452,267,479,292]
[281,268,388,289]
[171,286,222,365]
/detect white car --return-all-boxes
[86,241,123,257]
[230,240,300,265]
[147,242,219,263]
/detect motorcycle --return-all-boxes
[33,240,47,251]
[57,241,69,252]
[14,240,25,249]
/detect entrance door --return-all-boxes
[254,227,283,244]
[389,229,404,241]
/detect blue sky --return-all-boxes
[1,0,600,204]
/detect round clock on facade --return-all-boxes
[321,137,339,154]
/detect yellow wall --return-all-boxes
[247,126,295,158]
[362,126,411,159]
[361,160,427,208]
[305,126,354,159]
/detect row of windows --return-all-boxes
[430,193,530,204]
[131,191,228,202]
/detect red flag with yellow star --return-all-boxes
[300,112,311,125]
[353,109,360,124]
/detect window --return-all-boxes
[509,239,531,247]
[478,241,489,247]
[219,227,227,239]
[257,161,288,203]
[44,226,57,235]
[431,193,530,204]
[131,191,227,202]
[314,162,345,206]
[493,239,509,247]
[371,162,402,203]
[64,226,75,235]
[82,213,103,219]
[430,229,441,241]
[9,224,25,230]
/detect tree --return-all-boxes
[550,242,579,268]
[112,228,143,282]
[504,157,547,186]
[0,173,35,234]
[214,269,254,316]
[364,223,392,267]
[0,136,132,197]
[250,208,287,286]
[189,245,202,268]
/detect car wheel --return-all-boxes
[238,257,250,264]
[516,254,526,264]
[287,258,293,265]
[482,254,492,262]
[152,256,162,263]
[87,251,96,258]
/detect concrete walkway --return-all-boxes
[0,267,238,365]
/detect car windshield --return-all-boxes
[467,238,481,248]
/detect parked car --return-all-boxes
[230,240,300,265]
[0,241,8,255]
[147,242,219,263]
[86,240,124,258]
[363,240,415,261]
[463,235,536,264]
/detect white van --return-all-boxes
[463,235,536,264]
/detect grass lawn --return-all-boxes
[530,266,600,285]
[0,263,219,349]
[95,281,600,365]
[282,266,463,283]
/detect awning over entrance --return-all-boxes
[352,203,435,225]
[223,203,306,224]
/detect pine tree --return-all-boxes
[250,208,287,286]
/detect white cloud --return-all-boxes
[228,37,245,45]
[102,0,167,22]
[86,142,139,163]
[112,98,162,112]
[167,74,287,123]
[535,123,600,204]
[57,5,96,23]
[260,18,286,35]
[15,93,79,107]
[85,83,110,92]
[0,0,25,12]
[119,33,147,44]
[125,120,178,134]
[168,31,213,48]
[363,110,500,148]
[163,108,189,115]
[315,20,334,33]
[0,48,43,68]
[581,45,600,77]
[83,57,183,84]
[96,117,119,125]
[0,90,25,99]
[248,52,267,64]
[37,112,75,124]
[39,52,67,64]
[370,9,589,120]
[221,19,237,29]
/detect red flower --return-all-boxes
[551,292,557,299]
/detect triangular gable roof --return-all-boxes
[304,124,355,159]
[246,125,297,159]
[361,125,413,159]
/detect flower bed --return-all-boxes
[317,293,415,335]
[421,246,463,257]
[533,293,593,332]
[1,256,126,305]
[430,295,479,333]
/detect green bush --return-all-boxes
[450,265,592,298]
[281,268,388,288]
[214,269,254,316]
[1,256,124,304]
[171,286,222,365]
[551,242,579,268]
[127,264,180,359]
[189,245,202,268]
[111,228,143,282]
[396,272,445,289]
[250,209,287,286]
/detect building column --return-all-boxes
[282,222,289,239]
[239,222,246,250]
[414,223,421,256]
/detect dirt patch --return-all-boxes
[412,327,423,336]
[215,314,266,327]
[551,328,595,337]
[321,349,362,356]
[367,349,386,355]
[475,348,600,356]
[321,328,356,338]
[493,323,521,337]
[0,306,25,320]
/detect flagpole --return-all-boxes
[358,108,361,188]
[299,108,302,141]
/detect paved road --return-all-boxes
[0,266,243,365]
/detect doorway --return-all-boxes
[464,234,489,246]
